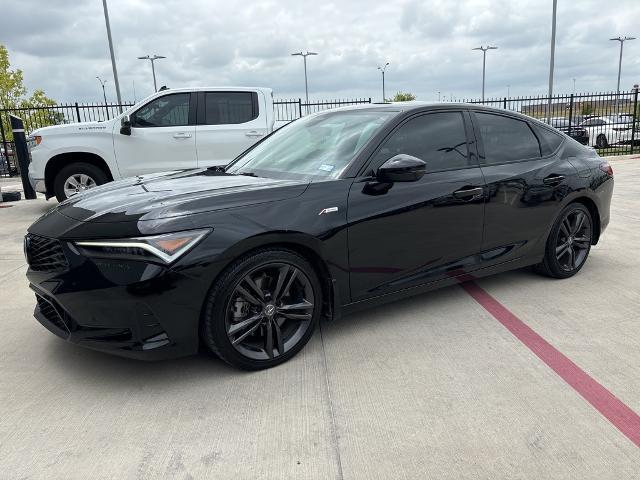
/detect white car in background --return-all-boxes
[580,115,634,149]
[28,87,276,201]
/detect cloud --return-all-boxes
[3,0,639,104]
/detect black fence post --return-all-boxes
[631,88,638,155]
[568,94,574,137]
[9,115,36,200]
[298,99,303,119]
[503,97,507,109]
[75,102,81,123]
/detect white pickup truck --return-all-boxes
[28,87,276,200]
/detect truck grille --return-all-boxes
[25,234,68,273]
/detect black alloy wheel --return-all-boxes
[536,203,593,278]
[201,249,321,370]
[595,134,608,149]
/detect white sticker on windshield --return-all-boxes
[318,164,335,172]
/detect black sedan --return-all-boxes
[25,104,614,370]
[550,118,589,145]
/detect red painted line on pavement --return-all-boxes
[461,281,640,448]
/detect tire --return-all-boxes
[1,191,21,202]
[53,162,109,201]
[535,203,593,279]
[201,248,322,370]
[595,134,608,149]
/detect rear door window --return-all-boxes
[474,112,541,164]
[204,92,258,125]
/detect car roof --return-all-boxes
[320,101,548,125]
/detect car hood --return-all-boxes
[31,121,113,136]
[56,169,309,223]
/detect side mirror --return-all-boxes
[120,115,132,136]
[376,154,426,183]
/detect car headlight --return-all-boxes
[27,135,42,148]
[74,229,211,264]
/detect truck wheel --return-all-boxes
[53,163,109,201]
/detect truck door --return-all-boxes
[195,90,270,168]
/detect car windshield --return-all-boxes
[225,109,395,181]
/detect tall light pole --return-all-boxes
[138,55,166,92]
[547,0,558,124]
[610,36,636,114]
[472,45,497,103]
[377,62,389,102]
[291,51,318,109]
[507,84,510,99]
[573,78,576,95]
[101,0,122,111]
[96,76,108,104]
[96,76,109,120]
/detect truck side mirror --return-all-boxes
[120,115,132,136]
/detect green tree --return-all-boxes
[0,44,58,140]
[387,92,417,102]
[580,102,594,116]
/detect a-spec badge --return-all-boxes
[318,207,339,216]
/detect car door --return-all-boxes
[470,111,576,267]
[195,90,269,168]
[347,110,485,302]
[113,92,197,178]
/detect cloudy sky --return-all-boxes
[3,0,640,104]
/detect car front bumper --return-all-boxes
[25,235,210,361]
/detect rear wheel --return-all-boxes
[535,203,593,279]
[201,249,322,370]
[595,134,608,149]
[54,162,109,201]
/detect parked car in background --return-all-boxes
[27,87,276,201]
[580,116,634,149]
[550,118,589,145]
[25,103,614,369]
[0,144,17,175]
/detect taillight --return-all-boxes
[599,162,613,177]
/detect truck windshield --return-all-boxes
[225,109,395,181]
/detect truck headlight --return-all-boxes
[74,229,211,264]
[27,135,42,148]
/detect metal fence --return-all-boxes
[457,90,639,157]
[1,92,637,178]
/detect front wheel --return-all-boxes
[54,162,109,201]
[201,249,322,370]
[535,203,593,279]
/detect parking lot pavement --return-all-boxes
[1,156,640,479]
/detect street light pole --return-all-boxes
[546,0,558,124]
[472,45,497,103]
[96,76,109,120]
[291,51,318,109]
[101,0,122,112]
[137,55,166,92]
[610,36,636,114]
[377,62,389,102]
[96,76,108,104]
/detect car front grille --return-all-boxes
[25,234,68,273]
[35,294,69,333]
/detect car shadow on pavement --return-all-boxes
[43,338,247,388]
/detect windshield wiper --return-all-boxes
[238,172,259,177]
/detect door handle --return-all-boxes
[245,131,264,138]
[543,175,565,186]
[173,132,192,139]
[453,186,484,199]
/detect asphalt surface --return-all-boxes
[1,157,639,479]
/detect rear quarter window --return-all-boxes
[532,124,564,155]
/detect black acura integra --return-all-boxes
[25,103,614,369]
